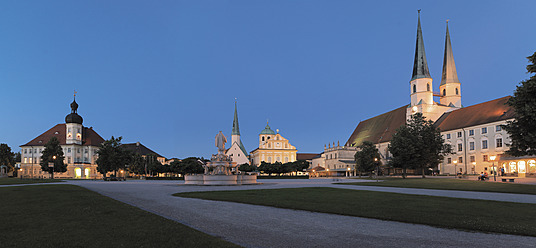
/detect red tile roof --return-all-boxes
[434,96,514,132]
[346,105,408,147]
[21,124,105,147]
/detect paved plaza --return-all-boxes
[50,178,536,248]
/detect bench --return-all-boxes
[501,178,515,182]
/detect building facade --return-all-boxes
[19,97,105,179]
[250,123,297,166]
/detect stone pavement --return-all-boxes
[63,179,536,248]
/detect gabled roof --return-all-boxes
[346,105,408,147]
[434,96,514,132]
[121,142,164,158]
[297,153,319,161]
[21,124,104,147]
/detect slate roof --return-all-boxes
[121,143,164,158]
[346,105,408,147]
[434,96,514,132]
[21,124,104,147]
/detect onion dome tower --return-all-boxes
[65,93,83,145]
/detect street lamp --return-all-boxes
[326,168,329,177]
[374,158,379,182]
[490,155,497,181]
[472,162,476,175]
[453,160,458,178]
[49,155,56,179]
[347,167,350,177]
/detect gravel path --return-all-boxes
[67,179,536,248]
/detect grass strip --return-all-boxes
[175,187,536,237]
[0,185,239,248]
[0,178,63,185]
[339,178,536,195]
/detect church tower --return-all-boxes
[408,11,435,121]
[65,94,83,145]
[231,101,241,146]
[439,21,462,108]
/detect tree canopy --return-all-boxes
[170,157,204,175]
[39,137,67,175]
[504,52,536,156]
[354,141,381,176]
[96,136,131,176]
[388,113,452,178]
[0,143,16,171]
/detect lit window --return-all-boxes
[482,127,487,134]
[496,138,503,148]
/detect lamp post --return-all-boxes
[49,155,56,179]
[326,168,329,177]
[347,167,350,177]
[453,160,458,178]
[490,155,497,181]
[472,162,476,175]
[374,158,379,182]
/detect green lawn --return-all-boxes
[0,177,63,185]
[176,187,536,237]
[340,178,536,195]
[0,185,239,248]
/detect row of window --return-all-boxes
[445,126,502,139]
[458,138,503,152]
[447,154,493,164]
[23,147,93,155]
[23,156,91,164]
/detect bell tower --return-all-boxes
[65,92,83,145]
[439,20,462,108]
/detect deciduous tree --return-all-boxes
[0,144,16,172]
[504,52,536,156]
[354,141,381,178]
[40,137,67,177]
[96,136,131,177]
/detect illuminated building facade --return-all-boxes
[250,123,297,166]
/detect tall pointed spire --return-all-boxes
[411,10,431,81]
[232,101,240,135]
[440,21,459,85]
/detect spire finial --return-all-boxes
[446,19,449,24]
[418,9,421,14]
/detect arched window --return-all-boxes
[443,89,446,96]
[413,84,417,93]
[427,83,430,91]
[456,88,459,95]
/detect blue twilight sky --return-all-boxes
[1,1,535,159]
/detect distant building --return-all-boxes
[121,142,166,164]
[19,96,105,179]
[225,102,249,165]
[250,123,297,166]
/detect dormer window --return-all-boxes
[55,131,59,135]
